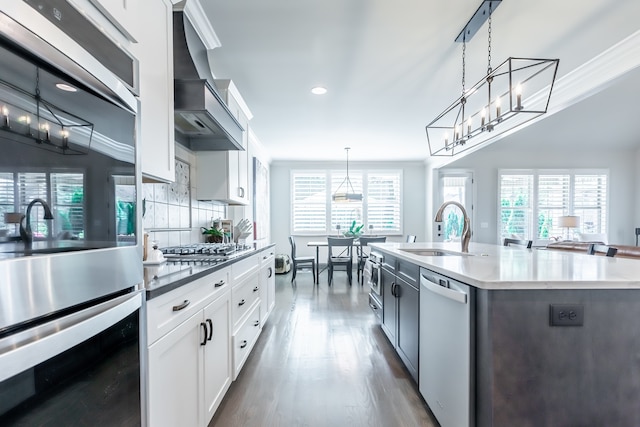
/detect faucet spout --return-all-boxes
[19,198,54,248]
[434,201,471,253]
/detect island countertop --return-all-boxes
[369,242,640,290]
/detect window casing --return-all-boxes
[291,169,402,235]
[498,169,608,241]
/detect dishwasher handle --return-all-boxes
[421,273,467,304]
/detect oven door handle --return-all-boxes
[0,291,142,383]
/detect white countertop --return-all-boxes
[370,242,640,290]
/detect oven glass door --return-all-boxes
[0,292,142,425]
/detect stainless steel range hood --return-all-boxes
[173,11,243,151]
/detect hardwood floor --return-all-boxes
[209,268,438,427]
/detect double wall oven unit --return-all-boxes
[0,3,142,425]
[364,251,384,320]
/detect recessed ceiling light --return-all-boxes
[56,83,77,92]
[311,86,327,95]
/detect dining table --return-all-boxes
[307,239,361,283]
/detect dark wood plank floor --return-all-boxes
[209,268,438,427]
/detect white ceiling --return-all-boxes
[199,0,640,162]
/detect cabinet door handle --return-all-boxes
[268,267,273,278]
[254,320,260,327]
[206,319,213,341]
[238,299,246,306]
[238,187,245,198]
[200,322,208,346]
[240,340,248,349]
[172,300,190,311]
[214,280,225,288]
[253,286,259,292]
[369,303,378,311]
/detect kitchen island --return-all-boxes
[370,242,640,427]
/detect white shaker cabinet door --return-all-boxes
[202,294,232,424]
[147,311,204,427]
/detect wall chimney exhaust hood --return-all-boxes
[173,10,243,151]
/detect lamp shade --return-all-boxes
[558,215,580,228]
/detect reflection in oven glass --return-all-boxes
[0,312,140,426]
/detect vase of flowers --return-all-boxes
[342,220,364,238]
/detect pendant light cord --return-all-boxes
[487,2,492,75]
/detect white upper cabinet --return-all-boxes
[87,0,139,42]
[132,0,175,182]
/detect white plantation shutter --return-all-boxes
[573,174,607,233]
[499,170,609,241]
[0,173,16,230]
[51,173,85,239]
[331,170,363,230]
[499,174,533,240]
[537,174,570,239]
[367,172,401,233]
[291,169,402,235]
[292,172,327,233]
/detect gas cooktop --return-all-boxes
[160,243,253,263]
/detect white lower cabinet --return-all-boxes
[146,269,231,427]
[145,248,274,424]
[148,311,203,427]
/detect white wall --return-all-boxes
[439,142,640,245]
[270,160,426,259]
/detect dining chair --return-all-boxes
[327,236,354,286]
[289,236,316,283]
[356,236,386,285]
[503,238,533,248]
[587,243,617,257]
[406,235,416,243]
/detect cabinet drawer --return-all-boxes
[260,249,275,265]
[231,254,260,283]
[232,302,261,379]
[397,258,420,288]
[147,268,229,345]
[231,270,261,330]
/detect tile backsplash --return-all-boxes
[143,156,226,248]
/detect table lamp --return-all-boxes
[558,215,580,241]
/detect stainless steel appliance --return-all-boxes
[365,251,383,320]
[0,4,143,425]
[419,268,475,427]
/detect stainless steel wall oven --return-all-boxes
[0,3,143,425]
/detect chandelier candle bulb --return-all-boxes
[481,108,486,127]
[40,123,50,141]
[515,84,523,110]
[61,129,69,145]
[2,105,8,128]
[495,96,501,118]
[467,117,472,135]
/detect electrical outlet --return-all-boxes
[549,304,584,326]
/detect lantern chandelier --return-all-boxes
[426,0,559,157]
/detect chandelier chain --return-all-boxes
[461,35,466,95]
[487,2,492,74]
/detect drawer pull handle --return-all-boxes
[206,319,213,341]
[214,280,225,288]
[240,340,248,349]
[253,286,259,292]
[238,299,246,306]
[173,300,190,311]
[254,320,260,327]
[369,303,378,311]
[200,322,208,346]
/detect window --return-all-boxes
[498,170,608,241]
[0,172,85,239]
[291,170,402,235]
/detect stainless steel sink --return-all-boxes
[399,248,475,257]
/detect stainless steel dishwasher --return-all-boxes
[419,268,474,427]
